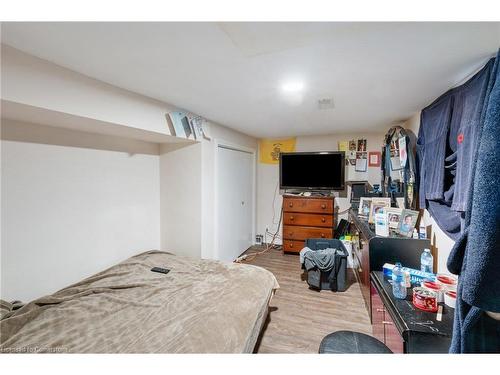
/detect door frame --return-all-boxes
[213,138,257,261]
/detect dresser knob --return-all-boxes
[289,203,293,208]
[289,232,293,236]
[321,217,326,223]
[290,216,294,221]
[289,243,293,248]
[321,204,326,209]
[321,233,325,238]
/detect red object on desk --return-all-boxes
[413,287,438,312]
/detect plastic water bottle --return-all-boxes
[392,262,407,299]
[420,249,433,273]
[419,223,426,239]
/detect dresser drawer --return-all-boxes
[282,239,304,253]
[282,225,334,241]
[283,212,333,227]
[283,197,334,214]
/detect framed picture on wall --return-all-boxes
[357,139,367,151]
[368,151,381,167]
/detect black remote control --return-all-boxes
[151,267,170,274]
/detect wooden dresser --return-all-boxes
[282,195,335,253]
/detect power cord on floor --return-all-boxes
[235,210,283,263]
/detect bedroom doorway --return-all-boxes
[215,142,255,262]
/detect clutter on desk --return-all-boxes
[383,259,458,313]
[371,271,453,353]
[355,196,421,238]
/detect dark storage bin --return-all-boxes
[304,238,348,292]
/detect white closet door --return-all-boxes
[216,146,254,262]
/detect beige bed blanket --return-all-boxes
[0,251,278,353]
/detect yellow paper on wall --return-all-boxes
[338,141,349,152]
[259,138,296,164]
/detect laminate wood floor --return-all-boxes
[242,245,373,353]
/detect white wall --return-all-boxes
[256,132,388,244]
[159,142,202,258]
[1,120,161,302]
[404,112,455,273]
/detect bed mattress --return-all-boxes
[0,251,278,353]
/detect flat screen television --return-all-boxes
[279,151,345,191]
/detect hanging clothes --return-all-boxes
[451,59,496,212]
[417,92,462,239]
[381,126,418,209]
[417,57,496,239]
[447,50,500,353]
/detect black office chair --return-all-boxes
[319,331,393,354]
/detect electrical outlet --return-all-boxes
[255,234,263,245]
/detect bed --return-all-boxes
[0,250,279,353]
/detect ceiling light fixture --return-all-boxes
[281,81,304,93]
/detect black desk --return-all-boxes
[370,271,453,353]
[349,209,431,317]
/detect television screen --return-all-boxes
[279,152,345,190]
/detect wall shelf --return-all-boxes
[1,100,198,145]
